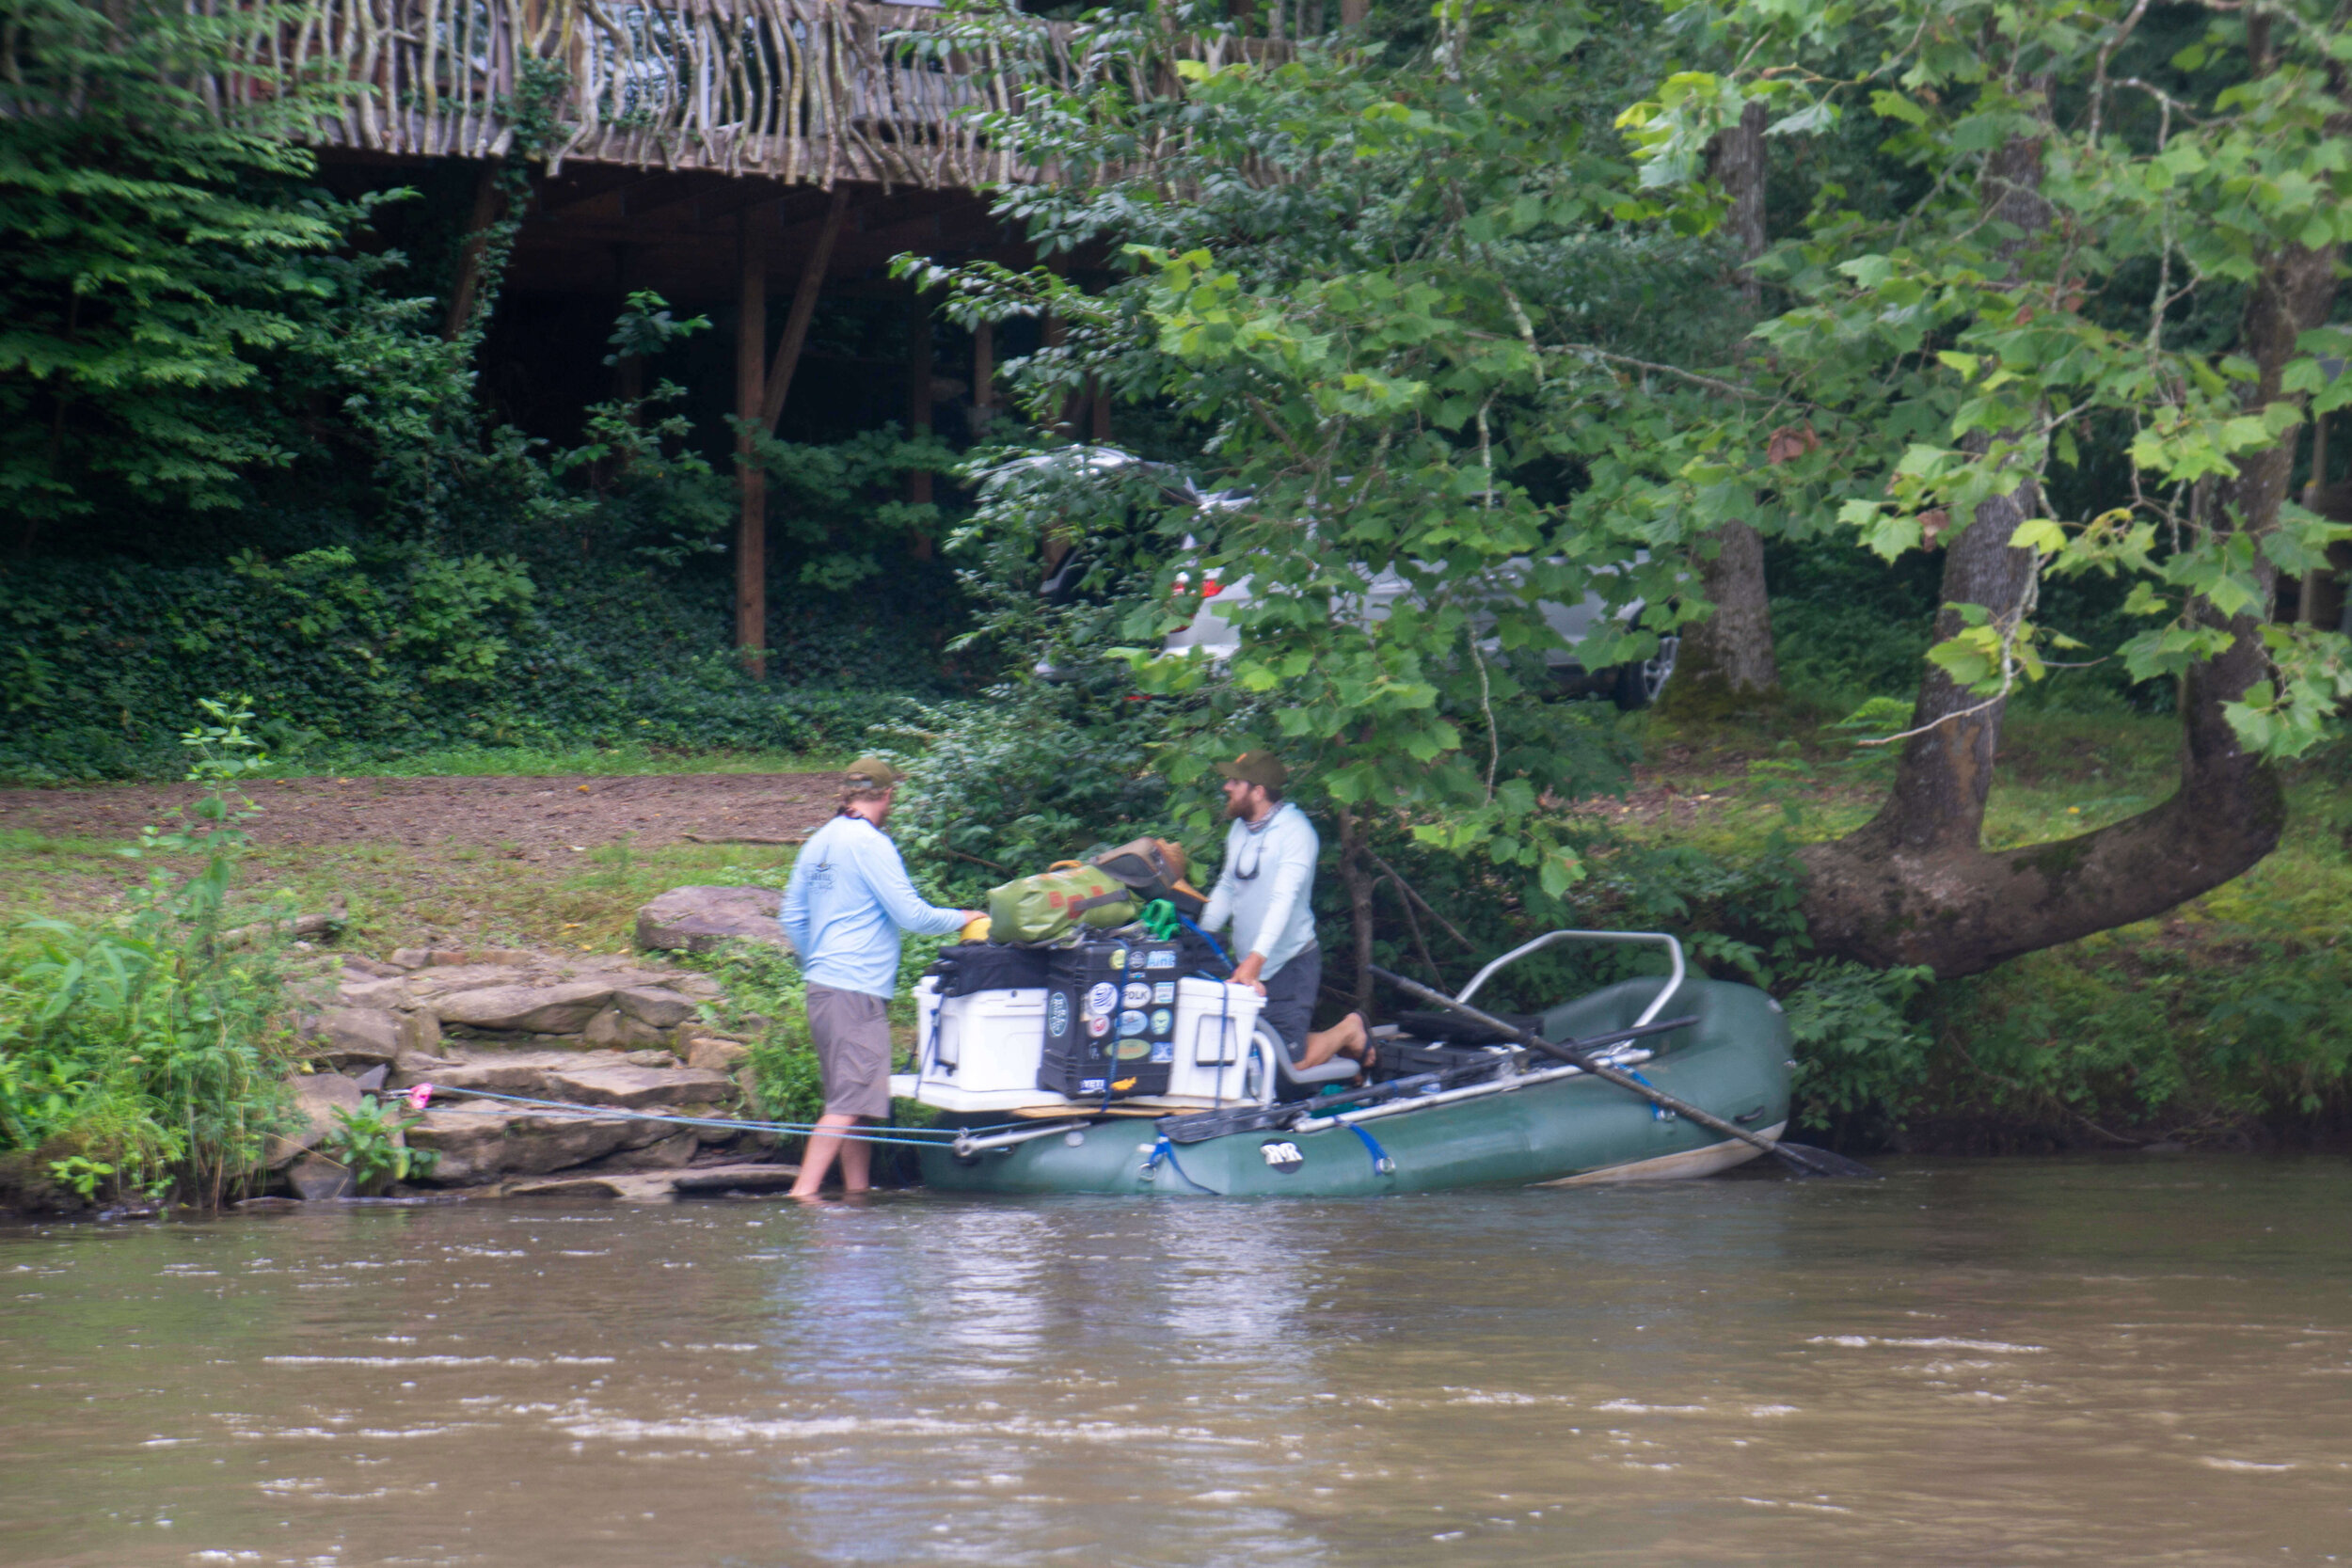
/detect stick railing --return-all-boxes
[67,0,1295,190]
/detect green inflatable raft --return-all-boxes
[911,931,1793,1197]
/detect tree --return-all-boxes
[1625,0,2352,976]
[0,0,364,550]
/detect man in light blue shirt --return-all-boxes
[779,755,978,1197]
[1199,750,1367,1070]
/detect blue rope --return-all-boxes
[1627,1069,1672,1120]
[1344,1120,1398,1177]
[1142,1134,1220,1194]
[417,1085,999,1148]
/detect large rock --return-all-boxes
[265,1072,366,1169]
[400,964,537,1001]
[635,886,789,954]
[310,1007,401,1069]
[548,1062,738,1111]
[287,1152,356,1201]
[505,1162,800,1202]
[434,981,616,1034]
[335,976,415,1010]
[614,987,698,1029]
[406,1101,676,1183]
[686,1037,752,1074]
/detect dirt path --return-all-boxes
[0,773,841,851]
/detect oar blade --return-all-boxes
[1772,1141,1878,1180]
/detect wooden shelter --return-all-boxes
[171,0,1324,668]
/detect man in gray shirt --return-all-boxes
[1199,751,1368,1070]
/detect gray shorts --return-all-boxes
[806,985,893,1118]
[1260,944,1321,1060]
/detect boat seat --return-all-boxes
[1262,1022,1360,1101]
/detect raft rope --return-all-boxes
[1343,1119,1398,1177]
[1627,1069,1674,1121]
[406,1085,1023,1150]
[1141,1133,1221,1195]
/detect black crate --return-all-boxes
[929,942,1054,997]
[1037,939,1181,1099]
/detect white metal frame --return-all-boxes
[1454,928,1686,1029]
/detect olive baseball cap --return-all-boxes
[1215,750,1288,787]
[843,754,906,788]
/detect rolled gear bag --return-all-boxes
[986,864,1137,945]
[1090,837,1207,919]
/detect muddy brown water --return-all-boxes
[3,1158,2347,1567]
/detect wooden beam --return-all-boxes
[735,212,771,677]
[757,186,851,436]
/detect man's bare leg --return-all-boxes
[837,1124,873,1194]
[1296,1011,1369,1069]
[789,1113,865,1198]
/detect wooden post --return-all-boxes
[735,213,770,678]
[441,163,505,341]
[905,289,936,561]
[970,320,994,438]
[1089,375,1111,444]
[758,186,851,436]
[2300,412,2331,626]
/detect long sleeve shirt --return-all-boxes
[1198,800,1320,980]
[779,814,967,999]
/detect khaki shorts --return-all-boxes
[806,985,893,1118]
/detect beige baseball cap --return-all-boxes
[843,754,906,788]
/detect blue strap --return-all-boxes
[1177,915,1233,975]
[1344,1120,1397,1177]
[1142,1134,1220,1194]
[1628,1069,1672,1120]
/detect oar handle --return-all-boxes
[1365,964,1835,1177]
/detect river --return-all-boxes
[3,1157,2346,1566]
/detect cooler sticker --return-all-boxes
[1146,950,1176,970]
[1150,1041,1175,1064]
[1122,982,1152,1008]
[1086,982,1119,1016]
[1119,1009,1149,1036]
[1152,982,1175,1005]
[1115,1038,1152,1060]
[1109,947,1129,970]
[1259,1139,1305,1173]
[1047,991,1072,1038]
[1080,1078,1106,1094]
[1087,1015,1111,1037]
[1149,1007,1172,1037]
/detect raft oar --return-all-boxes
[1365,964,1875,1180]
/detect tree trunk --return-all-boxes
[440,163,504,341]
[905,288,935,561]
[1335,808,1377,1020]
[1800,115,2338,979]
[1670,98,1780,704]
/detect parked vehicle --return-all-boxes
[987,446,1677,709]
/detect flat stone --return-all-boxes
[670,1163,802,1195]
[635,886,788,954]
[582,1006,669,1049]
[686,1038,752,1073]
[286,1152,356,1201]
[351,1065,389,1094]
[399,1009,443,1055]
[406,1049,579,1098]
[265,1072,366,1168]
[670,974,724,1001]
[434,981,616,1034]
[505,1172,680,1202]
[389,948,433,970]
[336,976,414,1009]
[614,986,698,1028]
[401,964,537,1000]
[342,956,405,979]
[387,1047,467,1088]
[623,1049,679,1069]
[310,1006,401,1069]
[546,1062,737,1111]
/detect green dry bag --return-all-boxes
[986,864,1136,944]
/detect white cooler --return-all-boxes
[900,974,1269,1114]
